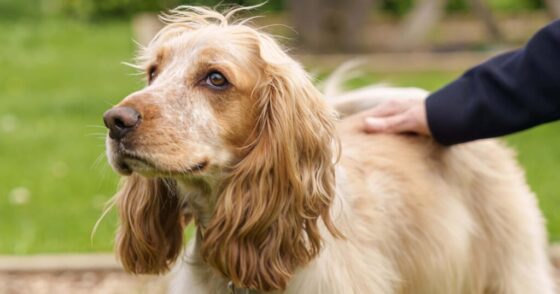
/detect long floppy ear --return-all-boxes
[201,33,341,291]
[115,174,188,274]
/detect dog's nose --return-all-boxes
[103,106,141,140]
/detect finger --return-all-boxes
[363,114,411,133]
[363,100,405,118]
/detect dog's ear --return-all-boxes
[201,33,341,291]
[115,174,188,274]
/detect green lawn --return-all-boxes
[0,20,558,254]
[0,20,137,253]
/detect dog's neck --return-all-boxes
[176,176,258,293]
[176,175,220,229]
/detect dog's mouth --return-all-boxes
[113,151,146,176]
[112,146,209,177]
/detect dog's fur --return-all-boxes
[104,6,555,293]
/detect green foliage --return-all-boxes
[378,0,545,16]
[379,0,413,16]
[0,0,40,20]
[0,0,284,21]
[56,0,181,19]
[446,0,469,12]
[379,0,469,15]
[489,0,544,11]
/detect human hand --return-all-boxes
[363,98,431,136]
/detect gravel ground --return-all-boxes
[0,271,167,294]
[1,246,560,294]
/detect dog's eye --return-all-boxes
[205,71,228,89]
[147,65,158,83]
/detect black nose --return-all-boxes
[103,106,141,140]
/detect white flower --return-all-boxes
[9,187,30,205]
[1,114,17,133]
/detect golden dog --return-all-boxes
[103,6,555,293]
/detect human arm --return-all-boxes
[364,20,560,145]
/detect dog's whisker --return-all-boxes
[91,196,117,244]
[122,61,145,71]
[91,152,107,170]
[85,125,107,129]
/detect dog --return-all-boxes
[103,6,555,293]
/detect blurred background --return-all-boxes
[1,0,559,258]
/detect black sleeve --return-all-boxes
[426,20,560,145]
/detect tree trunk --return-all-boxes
[544,0,560,19]
[468,0,504,41]
[396,0,446,50]
[287,0,373,53]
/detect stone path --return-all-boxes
[0,254,166,294]
[0,271,166,294]
[2,247,560,293]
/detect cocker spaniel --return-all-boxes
[103,6,555,294]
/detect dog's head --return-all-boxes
[105,6,340,291]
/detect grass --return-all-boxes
[0,20,138,253]
[0,19,559,254]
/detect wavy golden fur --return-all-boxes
[104,5,555,294]
[115,175,187,274]
[109,5,340,290]
[200,61,342,290]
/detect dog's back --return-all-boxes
[308,89,556,293]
